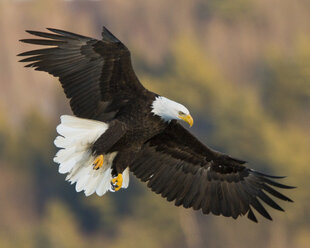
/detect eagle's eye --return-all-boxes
[178,111,185,116]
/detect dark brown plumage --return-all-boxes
[131,121,293,222]
[18,27,294,223]
[19,28,146,120]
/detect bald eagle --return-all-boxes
[18,27,294,222]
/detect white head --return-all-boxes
[151,96,194,127]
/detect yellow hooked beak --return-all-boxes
[179,114,194,127]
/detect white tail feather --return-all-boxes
[53,115,130,196]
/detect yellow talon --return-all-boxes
[93,155,104,170]
[111,173,123,191]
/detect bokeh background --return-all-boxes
[0,0,309,247]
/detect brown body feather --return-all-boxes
[19,27,294,222]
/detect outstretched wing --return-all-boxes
[18,27,146,120]
[131,121,294,222]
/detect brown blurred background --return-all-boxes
[0,0,309,247]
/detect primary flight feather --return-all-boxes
[18,27,294,222]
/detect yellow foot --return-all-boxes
[111,174,123,191]
[92,155,104,170]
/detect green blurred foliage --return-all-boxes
[1,0,310,247]
[197,0,254,22]
[260,35,310,122]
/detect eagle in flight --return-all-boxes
[19,27,294,222]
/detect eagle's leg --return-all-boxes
[111,174,123,191]
[91,120,128,171]
[110,148,140,191]
[92,155,104,170]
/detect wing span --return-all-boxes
[18,27,145,120]
[130,121,294,222]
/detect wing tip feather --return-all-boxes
[247,208,258,223]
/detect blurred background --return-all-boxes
[0,0,309,247]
